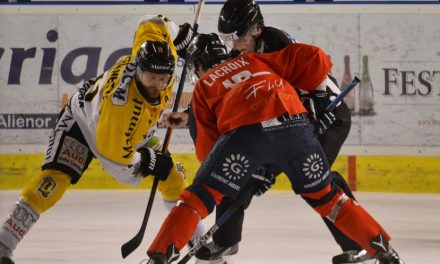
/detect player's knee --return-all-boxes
[158,162,189,202]
[332,171,348,189]
[21,169,71,214]
[332,171,355,199]
[301,183,349,221]
[182,183,220,219]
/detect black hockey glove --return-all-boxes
[317,111,336,135]
[137,147,173,181]
[251,167,276,196]
[310,90,333,114]
[173,23,195,59]
[304,90,337,135]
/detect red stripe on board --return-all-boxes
[348,155,357,191]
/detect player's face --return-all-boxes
[232,35,258,55]
[136,69,171,99]
[220,25,261,55]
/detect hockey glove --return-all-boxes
[173,23,195,59]
[251,167,276,196]
[310,90,334,114]
[137,147,173,181]
[304,90,337,135]
[317,111,336,135]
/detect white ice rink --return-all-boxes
[1,190,439,264]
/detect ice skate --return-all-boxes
[371,234,405,264]
[0,257,14,264]
[0,243,14,264]
[195,242,238,264]
[147,254,168,264]
[146,245,180,264]
[332,249,376,264]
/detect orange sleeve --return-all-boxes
[192,83,221,162]
[258,43,332,92]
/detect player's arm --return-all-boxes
[130,15,179,62]
[131,15,194,61]
[264,43,332,92]
[192,83,220,163]
[95,105,173,184]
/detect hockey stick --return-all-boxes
[325,76,360,112]
[177,179,260,264]
[121,1,206,258]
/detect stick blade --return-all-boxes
[121,234,142,258]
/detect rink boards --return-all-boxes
[1,153,440,193]
[0,3,440,193]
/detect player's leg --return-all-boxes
[318,100,351,166]
[322,173,374,263]
[0,109,94,263]
[145,135,207,242]
[318,102,372,263]
[147,125,267,262]
[301,183,404,263]
[283,120,404,263]
[157,161,207,243]
[194,196,248,263]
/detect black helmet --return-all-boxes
[136,41,175,75]
[187,33,228,72]
[218,0,264,36]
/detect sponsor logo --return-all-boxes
[211,171,240,191]
[175,162,186,180]
[111,59,135,105]
[77,75,102,108]
[45,132,58,162]
[5,203,38,239]
[175,28,193,52]
[44,110,74,163]
[54,110,75,131]
[302,153,324,180]
[0,114,57,129]
[37,176,57,198]
[122,98,143,159]
[149,64,172,70]
[383,68,440,98]
[222,153,250,181]
[57,136,89,174]
[2,29,131,86]
[371,235,387,252]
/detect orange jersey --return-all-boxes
[192,43,332,162]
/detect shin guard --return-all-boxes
[0,169,70,252]
[148,203,201,256]
[162,199,207,242]
[0,200,39,251]
[331,199,390,255]
[148,186,223,256]
[304,185,390,256]
[21,169,71,214]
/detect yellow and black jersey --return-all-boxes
[70,15,179,185]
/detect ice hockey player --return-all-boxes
[145,33,405,264]
[155,1,364,263]
[0,15,204,264]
